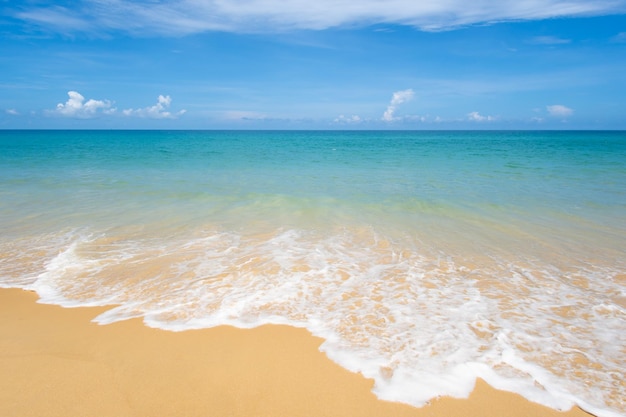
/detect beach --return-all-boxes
[2,0,626,410]
[0,288,596,417]
[1,130,624,416]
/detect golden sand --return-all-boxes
[0,288,593,417]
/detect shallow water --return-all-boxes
[1,130,624,416]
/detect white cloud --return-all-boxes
[383,89,414,121]
[467,111,496,122]
[405,115,425,122]
[612,32,626,43]
[530,36,571,45]
[53,91,115,118]
[219,110,268,120]
[50,92,185,120]
[334,114,362,124]
[6,109,20,116]
[123,95,186,119]
[15,0,626,35]
[546,104,574,117]
[17,6,93,33]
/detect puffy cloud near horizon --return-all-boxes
[50,92,185,120]
[53,91,115,118]
[219,110,269,121]
[15,0,626,35]
[547,104,574,117]
[334,114,362,124]
[123,95,186,119]
[467,111,496,122]
[383,89,414,121]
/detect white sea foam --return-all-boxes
[1,225,623,417]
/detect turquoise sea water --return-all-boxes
[1,130,624,416]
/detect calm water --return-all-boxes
[1,130,624,416]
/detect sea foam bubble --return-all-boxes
[1,225,623,417]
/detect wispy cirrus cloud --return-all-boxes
[530,36,572,45]
[16,5,94,33]
[612,32,626,43]
[14,0,626,35]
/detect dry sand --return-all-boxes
[0,288,593,417]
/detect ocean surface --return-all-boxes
[0,130,624,416]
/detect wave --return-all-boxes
[1,226,623,417]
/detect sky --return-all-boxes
[1,0,626,129]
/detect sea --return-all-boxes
[0,130,624,417]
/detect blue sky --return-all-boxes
[1,0,626,129]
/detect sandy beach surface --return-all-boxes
[0,288,594,417]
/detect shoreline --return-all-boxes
[0,288,595,417]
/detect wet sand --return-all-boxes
[0,288,593,417]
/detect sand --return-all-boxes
[0,288,594,417]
